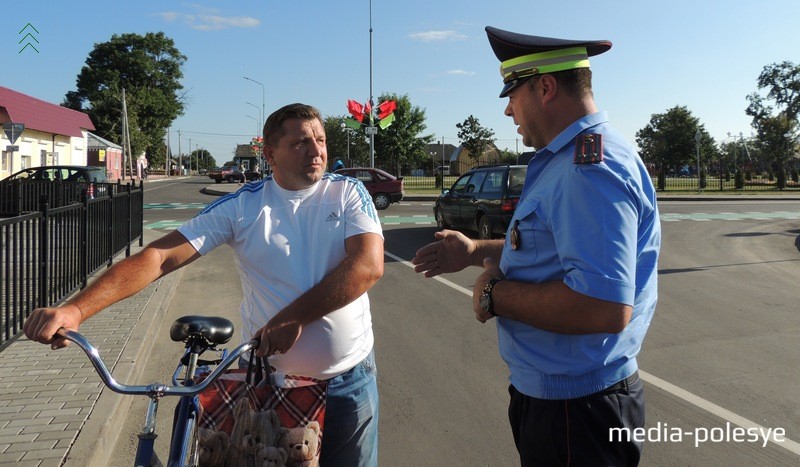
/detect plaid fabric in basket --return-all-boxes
[197,369,327,432]
[196,369,327,466]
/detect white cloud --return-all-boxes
[446,69,475,76]
[409,30,467,42]
[156,10,260,30]
[158,12,181,22]
[192,14,260,31]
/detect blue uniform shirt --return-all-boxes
[497,111,661,399]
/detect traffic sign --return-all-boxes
[364,126,378,135]
[6,145,19,152]
[3,123,24,144]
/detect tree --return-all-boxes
[456,115,495,162]
[323,116,369,167]
[372,93,434,174]
[746,62,800,188]
[190,148,216,172]
[635,106,717,182]
[63,32,187,169]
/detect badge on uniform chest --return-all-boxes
[510,220,521,250]
[574,133,603,164]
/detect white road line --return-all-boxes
[639,371,800,455]
[384,249,800,456]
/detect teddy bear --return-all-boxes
[256,445,288,467]
[196,427,229,467]
[279,421,321,467]
[252,408,282,448]
[226,398,261,467]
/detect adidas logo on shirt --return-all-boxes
[325,212,340,222]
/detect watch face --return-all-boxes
[480,292,491,312]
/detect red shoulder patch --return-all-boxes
[573,134,603,164]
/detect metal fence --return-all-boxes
[0,183,143,349]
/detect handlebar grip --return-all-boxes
[54,328,261,397]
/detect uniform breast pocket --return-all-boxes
[505,200,542,267]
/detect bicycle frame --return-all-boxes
[56,328,257,467]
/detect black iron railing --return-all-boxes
[0,182,143,349]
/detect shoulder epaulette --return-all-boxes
[573,133,603,164]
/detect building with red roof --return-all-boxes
[0,86,96,179]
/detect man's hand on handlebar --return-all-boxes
[23,305,82,350]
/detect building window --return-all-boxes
[22,155,32,169]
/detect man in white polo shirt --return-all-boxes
[25,103,384,467]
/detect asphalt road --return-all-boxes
[109,178,799,465]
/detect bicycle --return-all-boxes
[58,315,258,467]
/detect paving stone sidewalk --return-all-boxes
[0,234,178,466]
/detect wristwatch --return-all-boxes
[479,277,503,317]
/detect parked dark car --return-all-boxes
[433,165,527,239]
[334,167,404,210]
[4,165,108,183]
[1,165,111,216]
[2,165,109,198]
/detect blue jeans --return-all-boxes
[320,350,379,467]
[239,350,379,467]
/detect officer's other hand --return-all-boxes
[473,257,503,323]
[412,229,474,278]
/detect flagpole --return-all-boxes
[368,0,375,168]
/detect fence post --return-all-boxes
[108,185,115,267]
[38,194,50,308]
[139,180,144,247]
[126,182,132,257]
[81,189,89,289]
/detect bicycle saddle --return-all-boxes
[169,315,234,345]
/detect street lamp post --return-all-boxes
[244,76,266,173]
[245,102,262,132]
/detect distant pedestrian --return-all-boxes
[239,162,247,184]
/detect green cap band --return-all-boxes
[500,46,590,82]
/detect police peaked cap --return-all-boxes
[485,26,612,97]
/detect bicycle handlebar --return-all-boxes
[56,328,258,398]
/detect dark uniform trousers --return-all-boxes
[508,372,644,466]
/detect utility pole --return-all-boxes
[178,130,182,176]
[368,0,375,168]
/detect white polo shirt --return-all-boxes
[178,174,383,379]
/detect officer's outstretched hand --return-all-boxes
[23,305,82,350]
[412,229,475,278]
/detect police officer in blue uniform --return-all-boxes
[413,26,661,466]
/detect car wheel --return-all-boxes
[373,193,391,210]
[436,209,449,229]
[226,176,236,183]
[214,179,222,184]
[478,215,493,240]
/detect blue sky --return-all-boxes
[4,1,800,164]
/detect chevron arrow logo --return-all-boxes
[18,23,40,54]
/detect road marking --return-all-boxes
[380,216,434,225]
[639,371,800,455]
[144,203,207,210]
[145,220,183,230]
[384,249,800,456]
